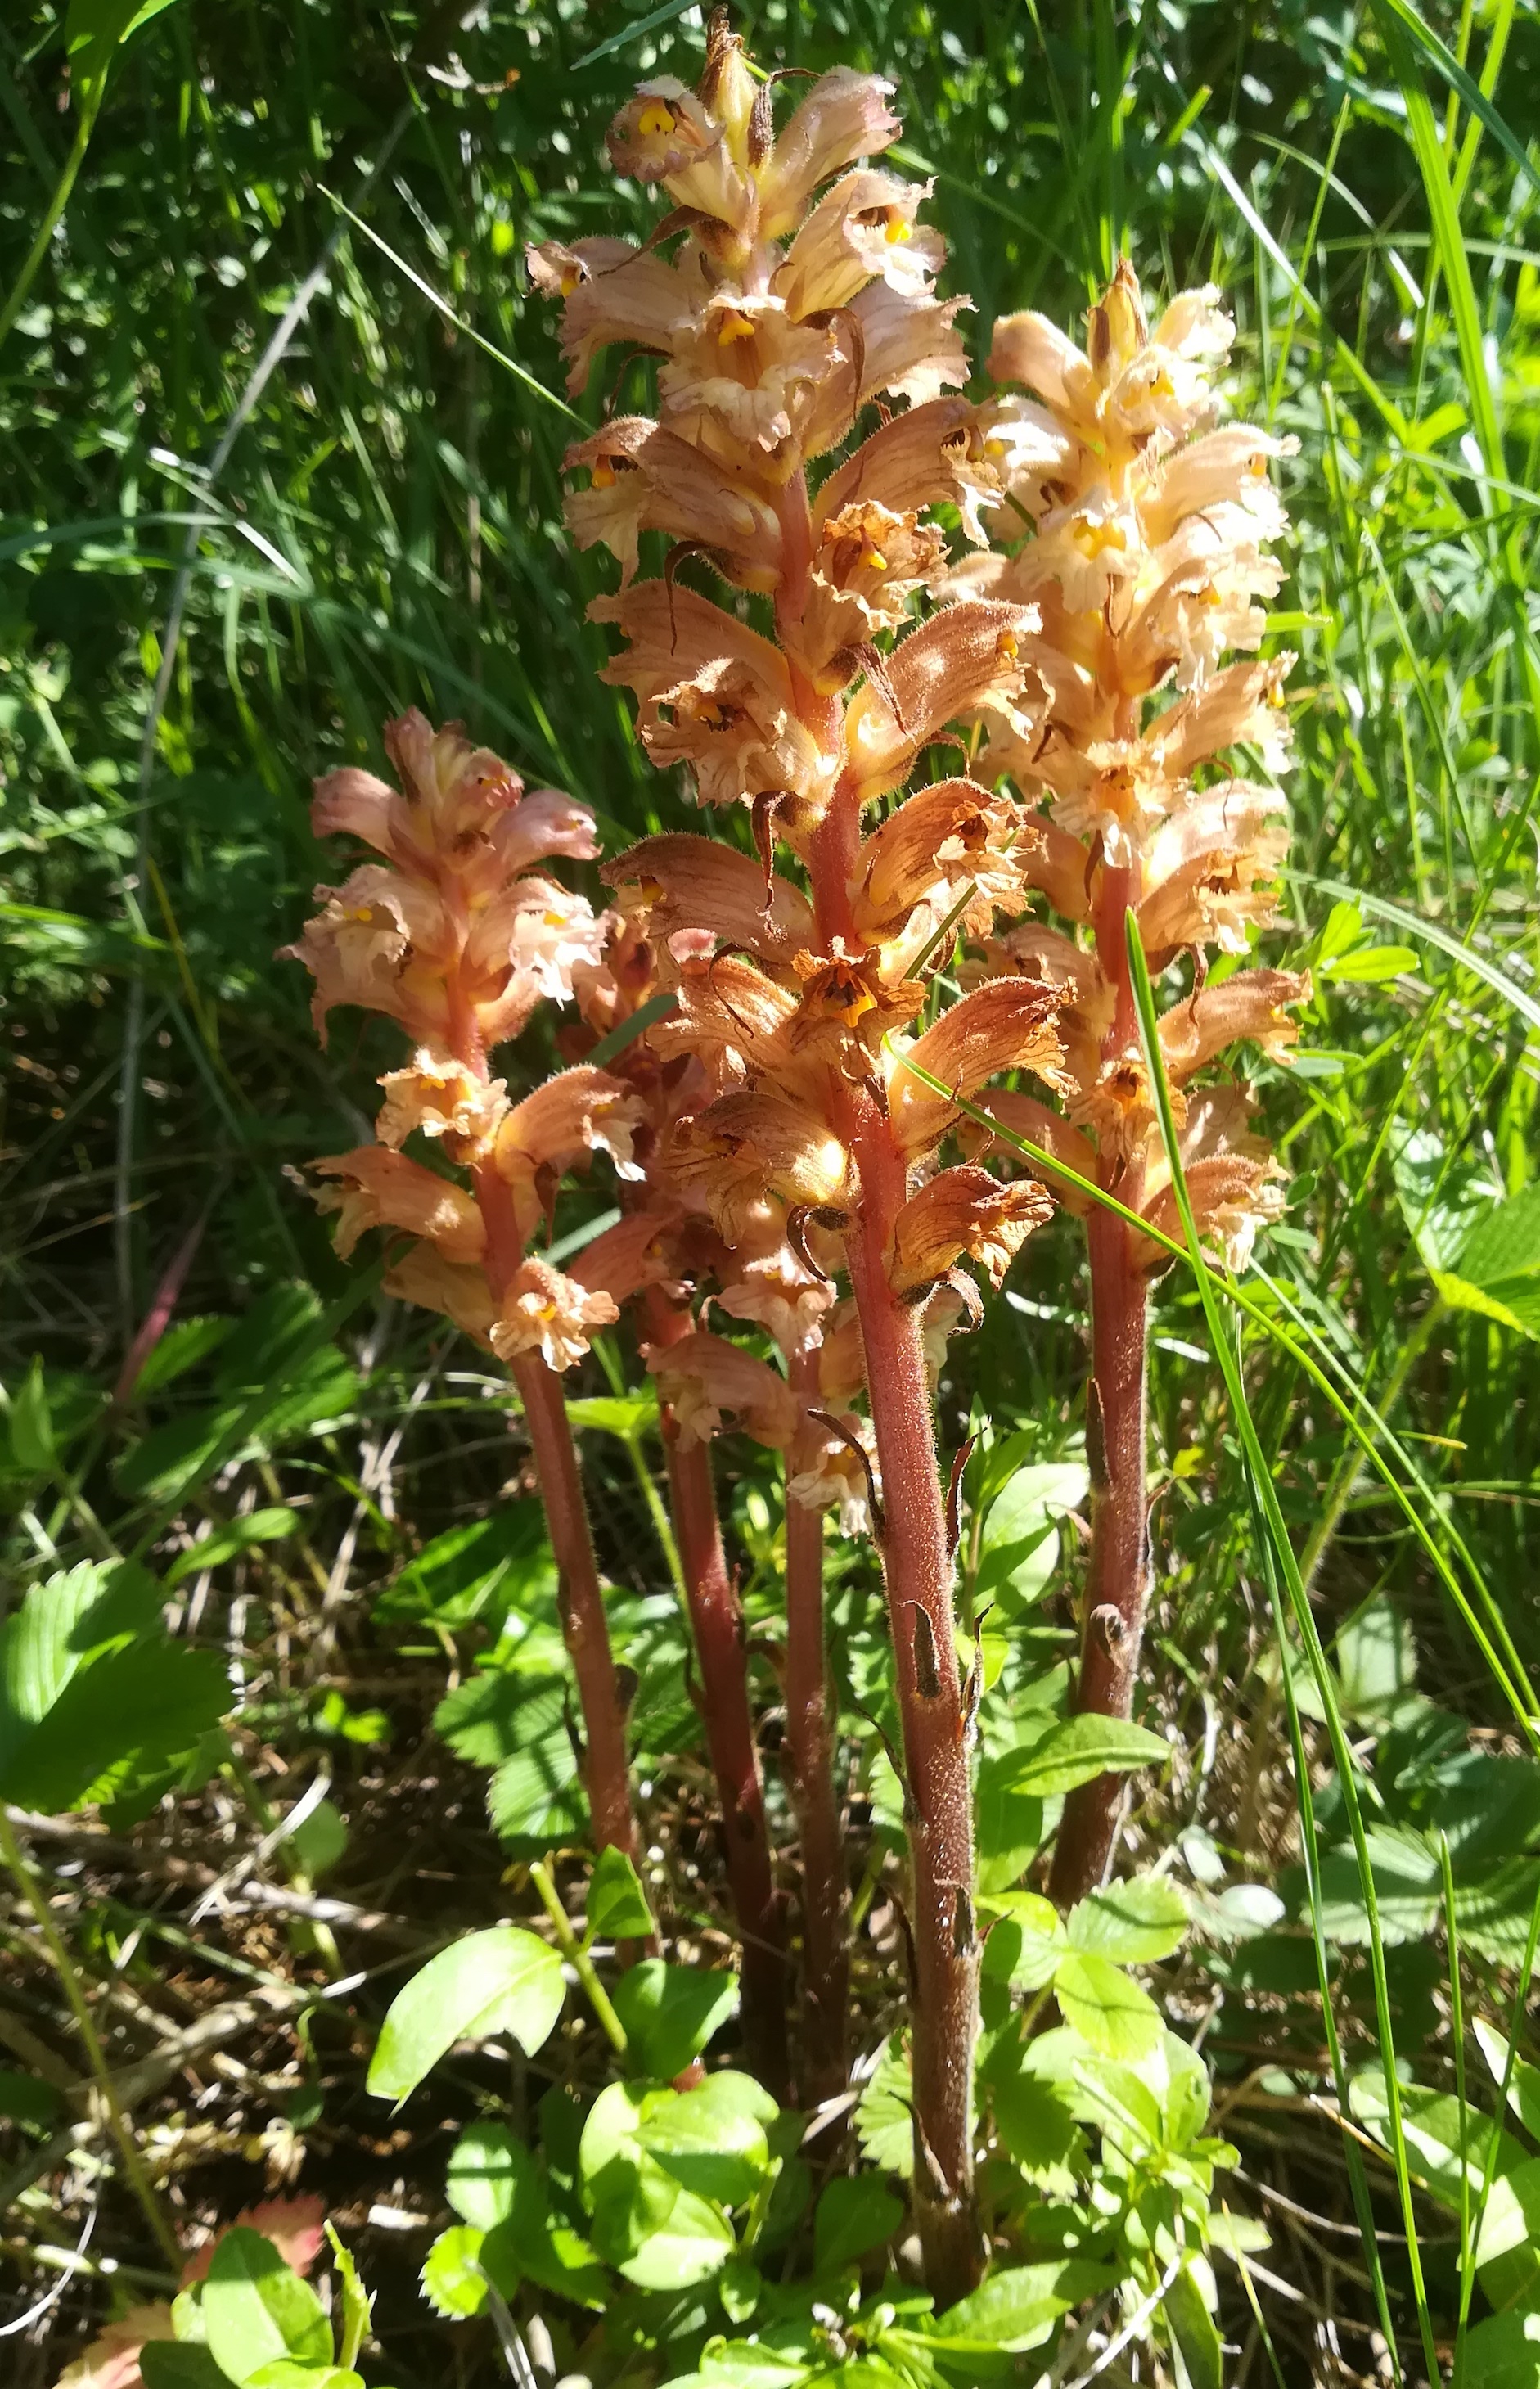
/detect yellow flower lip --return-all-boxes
[637,99,675,137]
[590,461,616,489]
[885,216,912,245]
[716,308,757,345]
[560,266,582,298]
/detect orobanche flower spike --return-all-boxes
[534,14,1070,2296]
[961,260,1307,1904]
[286,711,647,1865]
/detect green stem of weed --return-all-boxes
[0,1805,181,2269]
[0,112,93,353]
[528,1859,628,2059]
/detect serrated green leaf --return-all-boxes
[376,1507,555,1628]
[165,1508,297,1587]
[1460,2305,1540,2389]
[854,2035,913,2179]
[419,2225,487,2319]
[1054,1951,1164,2060]
[367,1927,565,2103]
[1067,1875,1190,1964]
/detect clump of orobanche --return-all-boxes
[278,7,1304,2337]
[955,260,1306,1903]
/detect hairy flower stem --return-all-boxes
[457,985,639,1864]
[782,481,981,2301]
[1051,867,1152,1909]
[510,1348,642,1865]
[647,1296,790,2101]
[784,1348,849,2107]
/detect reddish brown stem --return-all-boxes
[1050,864,1153,1909]
[510,1348,642,1865]
[784,1349,849,2107]
[1048,1206,1150,1907]
[840,1084,981,2303]
[783,479,980,2298]
[648,1299,790,2100]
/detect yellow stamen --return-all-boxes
[590,461,616,489]
[996,629,1020,665]
[861,545,888,573]
[1075,518,1128,558]
[637,100,676,137]
[717,308,757,345]
[560,266,582,298]
[885,216,912,245]
[639,875,665,904]
[543,909,569,927]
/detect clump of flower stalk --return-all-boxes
[532,19,1067,2296]
[960,262,1308,1904]
[283,710,651,1865]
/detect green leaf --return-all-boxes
[322,2224,370,2373]
[980,1891,1065,1990]
[1319,943,1419,983]
[637,2072,778,2208]
[1053,1951,1164,2060]
[1006,1714,1169,1798]
[133,1314,236,1395]
[1163,2263,1223,2389]
[289,1800,347,1882]
[10,1357,56,1475]
[447,2121,529,2230]
[142,2351,237,2389]
[610,1960,738,2080]
[1067,1875,1190,1964]
[202,2228,332,2384]
[587,1846,656,1944]
[991,2069,1080,2179]
[1436,1185,1540,1338]
[974,1752,1045,1894]
[932,2260,1106,2355]
[0,2068,65,2130]
[1334,1596,1419,1723]
[245,2369,362,2389]
[1460,2306,1540,2389]
[854,2035,914,2179]
[0,1626,229,1814]
[376,1508,555,1628]
[813,2175,903,2274]
[618,2188,735,2290]
[975,1463,1088,1613]
[165,1509,298,1587]
[367,1927,565,2103]
[565,1391,661,1438]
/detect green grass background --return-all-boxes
[2,0,1540,2367]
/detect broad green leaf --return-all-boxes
[974,1751,1045,1892]
[660,2354,809,2389]
[587,1846,656,1944]
[367,1927,565,2102]
[289,1800,346,1882]
[480,2209,609,2311]
[1457,1183,1540,1293]
[1314,1828,1440,1947]
[980,1891,1064,1990]
[375,1508,555,1628]
[165,1508,298,1587]
[975,1463,1088,1612]
[617,2186,735,2290]
[611,1960,738,2081]
[1475,2159,1540,2309]
[245,2369,362,2389]
[854,2035,914,2179]
[1389,1130,1498,1277]
[1474,2017,1540,2142]
[1067,1875,1190,1964]
[932,2260,1107,2354]
[813,2175,903,2274]
[1319,943,1419,983]
[446,2121,530,2230]
[0,1616,229,1814]
[1053,1951,1164,2061]
[1460,2306,1540,2389]
[565,1391,660,1438]
[142,2351,236,2389]
[202,2228,331,2384]
[9,1357,55,1474]
[1349,2072,1528,2206]
[1006,1714,1169,1798]
[638,2072,777,2208]
[1334,1596,1418,1723]
[133,1314,236,1394]
[992,2069,1080,2179]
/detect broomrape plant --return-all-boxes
[282,5,1306,2344]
